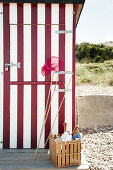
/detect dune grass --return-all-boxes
[76,60,113,86]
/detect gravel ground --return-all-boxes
[80,125,113,170]
[75,85,113,96]
[76,85,113,169]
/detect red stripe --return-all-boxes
[45,4,51,148]
[10,81,63,85]
[3,3,10,149]
[58,4,65,134]
[31,3,37,149]
[17,3,24,148]
[72,4,76,130]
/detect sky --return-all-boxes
[76,0,113,44]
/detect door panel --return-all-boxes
[23,85,31,148]
[37,25,45,81]
[10,25,17,81]
[51,85,58,134]
[10,85,17,148]
[2,3,76,149]
[51,4,59,82]
[37,85,45,148]
[24,25,31,81]
[10,3,17,24]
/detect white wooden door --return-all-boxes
[1,3,76,149]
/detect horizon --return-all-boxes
[76,41,113,45]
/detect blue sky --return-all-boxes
[76,0,113,44]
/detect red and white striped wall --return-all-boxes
[0,3,76,149]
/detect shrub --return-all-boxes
[76,43,113,63]
[80,77,92,84]
[94,55,102,63]
[108,79,113,86]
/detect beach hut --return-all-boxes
[0,0,85,149]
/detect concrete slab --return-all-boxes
[76,95,113,128]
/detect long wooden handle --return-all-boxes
[34,72,58,159]
[34,71,54,159]
[63,122,67,132]
[40,75,73,158]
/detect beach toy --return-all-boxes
[72,132,81,140]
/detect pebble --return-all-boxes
[75,85,113,96]
[76,85,113,169]
[81,125,113,170]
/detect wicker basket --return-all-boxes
[49,134,81,168]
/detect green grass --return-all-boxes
[76,60,113,86]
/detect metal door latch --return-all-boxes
[55,89,72,92]
[5,62,21,71]
[0,141,3,144]
[55,30,72,34]
[55,71,73,74]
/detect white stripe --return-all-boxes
[10,4,17,81]
[37,4,45,81]
[0,3,3,149]
[24,3,31,24]
[10,3,17,24]
[51,4,59,24]
[10,85,17,148]
[51,4,59,81]
[51,85,58,134]
[65,4,73,132]
[38,4,45,24]
[51,4,59,134]
[23,85,31,148]
[24,4,31,81]
[37,4,45,148]
[9,4,17,148]
[10,26,17,81]
[37,85,45,148]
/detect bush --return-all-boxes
[76,43,113,63]
[80,77,92,84]
[108,79,113,86]
[94,55,102,63]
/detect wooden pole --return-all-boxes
[39,75,73,158]
[34,72,58,159]
[34,71,54,159]
[63,122,67,132]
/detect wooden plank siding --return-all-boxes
[76,4,83,26]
